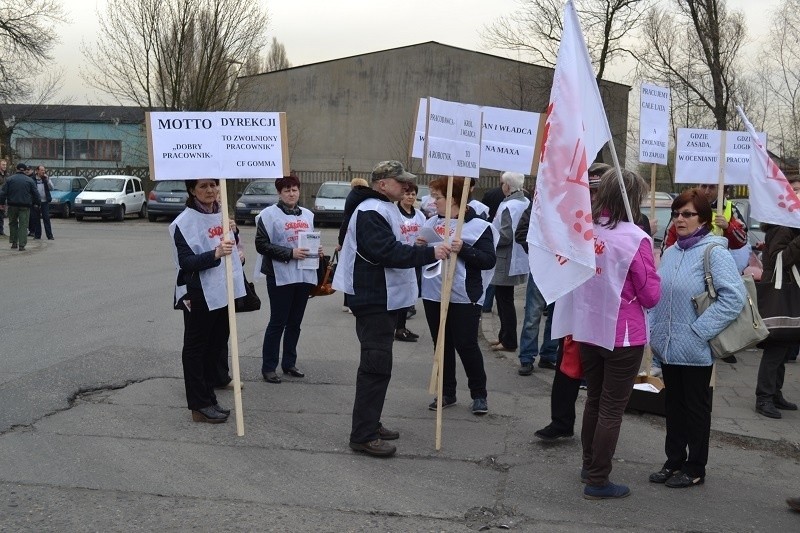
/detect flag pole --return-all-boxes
[218,180,245,436]
[715,131,727,231]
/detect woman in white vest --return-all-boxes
[169,179,246,424]
[421,177,498,415]
[394,182,427,342]
[489,171,530,352]
[255,175,322,384]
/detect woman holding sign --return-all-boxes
[170,179,246,423]
[421,177,497,414]
[255,175,322,384]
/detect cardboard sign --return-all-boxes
[639,83,670,165]
[146,111,289,180]
[424,97,482,178]
[675,128,767,185]
[412,99,541,175]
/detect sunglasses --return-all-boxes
[671,210,699,219]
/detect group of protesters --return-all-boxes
[0,160,55,251]
[166,159,798,502]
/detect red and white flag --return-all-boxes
[527,0,611,303]
[738,106,800,229]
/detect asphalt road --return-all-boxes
[1,216,800,531]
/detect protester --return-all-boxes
[752,177,800,419]
[489,171,530,352]
[169,179,246,424]
[394,182,426,342]
[29,165,53,240]
[0,163,39,251]
[467,180,490,220]
[480,185,505,313]
[649,188,745,488]
[421,177,497,414]
[333,160,449,458]
[255,175,321,384]
[337,177,371,313]
[554,168,660,499]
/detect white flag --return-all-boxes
[526,0,611,303]
[737,106,800,229]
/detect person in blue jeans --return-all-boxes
[513,202,558,374]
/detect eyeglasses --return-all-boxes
[430,195,445,201]
[671,210,699,219]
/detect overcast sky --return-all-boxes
[57,0,777,105]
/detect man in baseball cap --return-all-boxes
[371,160,416,183]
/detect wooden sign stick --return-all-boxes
[429,176,454,396]
[218,180,245,436]
[716,131,727,233]
[649,164,657,223]
[430,177,472,451]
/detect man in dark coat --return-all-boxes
[0,163,40,251]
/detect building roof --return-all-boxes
[240,40,631,91]
[0,104,145,124]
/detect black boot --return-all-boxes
[756,400,782,419]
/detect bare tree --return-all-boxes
[0,0,66,102]
[265,37,291,72]
[637,0,745,131]
[482,0,651,79]
[81,0,268,111]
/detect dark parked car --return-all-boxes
[235,179,279,224]
[147,180,189,221]
[48,176,88,217]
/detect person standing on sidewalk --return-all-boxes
[0,159,7,236]
[554,169,661,499]
[420,177,497,415]
[334,161,449,458]
[489,172,530,352]
[649,188,744,489]
[0,163,39,251]
[29,165,53,240]
[394,182,426,342]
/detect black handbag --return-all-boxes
[756,251,800,343]
[235,273,261,312]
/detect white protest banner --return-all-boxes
[146,111,289,180]
[480,106,540,174]
[639,83,670,165]
[675,128,767,185]
[411,98,427,160]
[424,97,481,178]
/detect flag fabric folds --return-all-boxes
[526,0,612,303]
[738,106,800,229]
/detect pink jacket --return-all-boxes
[615,238,661,346]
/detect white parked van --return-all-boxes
[74,175,147,221]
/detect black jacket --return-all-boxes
[173,226,222,308]
[0,172,40,207]
[348,188,436,310]
[337,185,372,246]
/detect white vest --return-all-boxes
[332,198,418,310]
[493,196,530,276]
[421,217,499,305]
[397,206,426,245]
[254,204,317,286]
[169,208,246,311]
[468,199,490,218]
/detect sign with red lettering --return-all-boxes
[146,111,289,180]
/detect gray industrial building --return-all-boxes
[236,41,630,175]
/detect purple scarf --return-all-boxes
[676,225,711,250]
[193,198,220,214]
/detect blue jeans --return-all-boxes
[482,284,495,312]
[261,277,313,373]
[519,274,557,364]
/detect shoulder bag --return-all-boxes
[756,250,800,344]
[692,243,769,357]
[235,272,261,313]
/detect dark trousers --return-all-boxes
[396,306,411,331]
[494,284,518,349]
[29,202,52,239]
[550,339,582,433]
[261,278,312,373]
[756,343,790,403]
[181,305,229,410]
[482,284,495,312]
[661,363,713,478]
[350,306,397,443]
[7,206,29,247]
[0,205,5,234]
[580,343,643,486]
[423,300,487,399]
